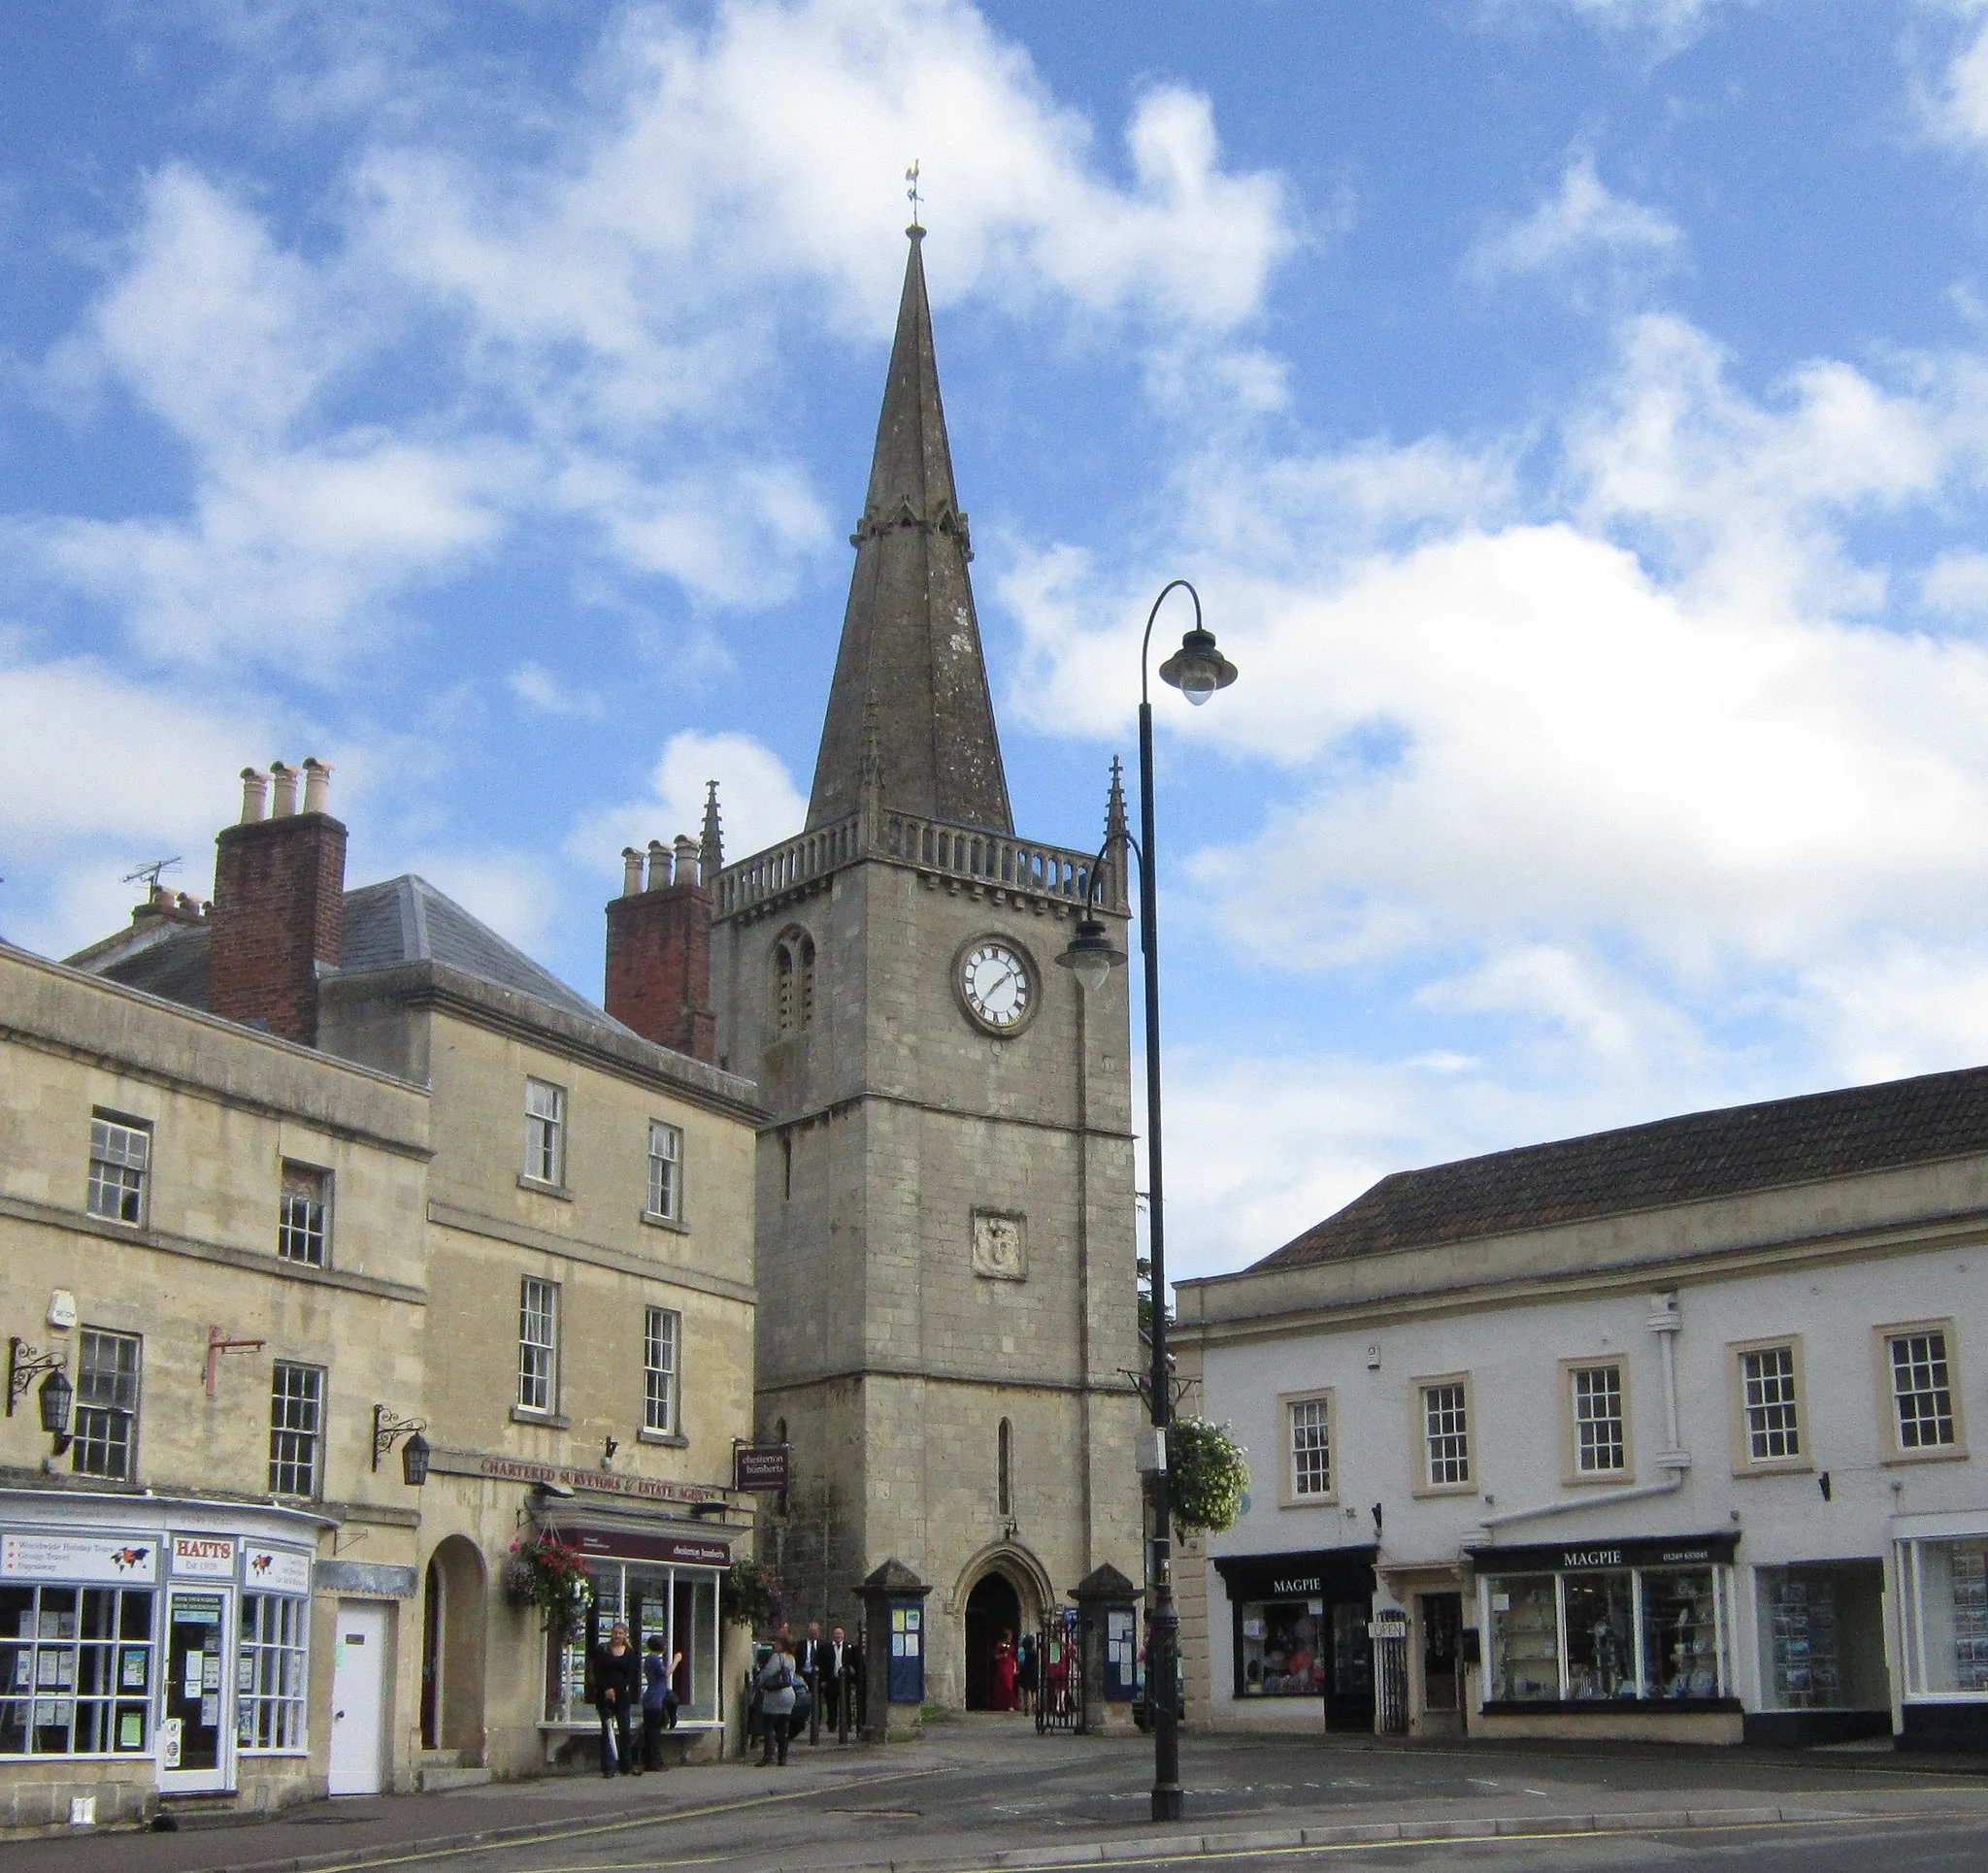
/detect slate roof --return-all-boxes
[1248,1062,1988,1273]
[81,874,627,1036]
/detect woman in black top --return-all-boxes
[589,1622,642,1776]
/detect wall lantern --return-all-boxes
[38,1366,74,1453]
[372,1405,430,1486]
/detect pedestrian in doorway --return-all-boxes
[641,1634,672,1770]
[588,1621,641,1777]
[1016,1631,1038,1713]
[756,1633,798,1765]
[992,1628,1018,1711]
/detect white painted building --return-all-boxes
[1172,1066,1988,1751]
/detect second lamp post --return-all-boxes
[1058,577,1237,1823]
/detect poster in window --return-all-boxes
[119,1648,149,1691]
[117,1710,145,1751]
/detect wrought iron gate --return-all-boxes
[1371,1609,1409,1735]
[1035,1607,1084,1733]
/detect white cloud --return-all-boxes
[509,665,605,720]
[1467,155,1682,286]
[0,647,284,956]
[401,847,565,962]
[1922,546,1988,618]
[1916,2,1988,148]
[565,729,809,879]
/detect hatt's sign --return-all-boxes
[733,1444,791,1492]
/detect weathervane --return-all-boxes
[906,159,923,230]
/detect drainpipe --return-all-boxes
[1465,1292,1693,1544]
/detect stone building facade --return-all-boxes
[1174,1066,1988,1752]
[0,767,761,1828]
[709,227,1145,1708]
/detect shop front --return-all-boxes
[1211,1546,1376,1730]
[1471,1531,1741,1741]
[0,1492,326,1827]
[1893,1511,1988,1751]
[538,1521,733,1762]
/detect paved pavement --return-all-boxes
[13,1718,1988,1873]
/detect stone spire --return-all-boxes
[699,779,723,879]
[806,229,1013,835]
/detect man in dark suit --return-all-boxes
[825,1622,858,1741]
[794,1622,827,1744]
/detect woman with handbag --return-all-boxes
[640,1634,672,1770]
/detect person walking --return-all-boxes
[640,1634,672,1770]
[589,1621,641,1777]
[824,1623,852,1740]
[756,1633,798,1765]
[795,1622,827,1744]
[992,1627,1018,1712]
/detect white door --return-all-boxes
[327,1601,389,1795]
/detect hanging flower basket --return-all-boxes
[719,1557,779,1631]
[507,1532,592,1634]
[1169,1417,1249,1537]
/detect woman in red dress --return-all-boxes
[991,1629,1018,1711]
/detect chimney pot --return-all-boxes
[239,768,270,824]
[269,762,299,816]
[674,834,700,888]
[621,847,645,897]
[300,758,331,815]
[646,839,671,892]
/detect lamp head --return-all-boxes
[1055,916,1126,995]
[38,1365,72,1438]
[1157,626,1238,707]
[400,1429,431,1488]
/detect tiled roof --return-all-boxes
[82,875,626,1037]
[340,876,624,1031]
[1248,1063,1988,1273]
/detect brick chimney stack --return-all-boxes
[209,758,347,1045]
[604,829,716,1063]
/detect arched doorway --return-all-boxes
[419,1536,488,1758]
[964,1572,1021,1711]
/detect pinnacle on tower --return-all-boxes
[700,780,723,879]
[806,229,1013,835]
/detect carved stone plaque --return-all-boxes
[972,1210,1027,1281]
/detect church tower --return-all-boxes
[709,227,1143,1706]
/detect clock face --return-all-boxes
[959,940,1034,1033]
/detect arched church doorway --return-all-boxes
[419,1536,488,1758]
[964,1571,1022,1711]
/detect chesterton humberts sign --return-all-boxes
[426,1447,728,1506]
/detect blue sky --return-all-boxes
[12,1,1988,1285]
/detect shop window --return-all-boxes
[278,1164,330,1265]
[0,1583,155,1758]
[1280,1391,1335,1504]
[1236,1599,1328,1696]
[1485,1574,1559,1701]
[1730,1338,1806,1471]
[646,1122,682,1222]
[72,1329,140,1481]
[1881,1323,1965,1459]
[546,1559,719,1727]
[1756,1562,1890,1711]
[644,1306,679,1434]
[267,1363,324,1497]
[1484,1564,1729,1705]
[237,1594,309,1752]
[523,1079,566,1187]
[1899,1535,1988,1696]
[1416,1377,1472,1492]
[518,1277,559,1414]
[1563,1360,1629,1480]
[85,1112,150,1227]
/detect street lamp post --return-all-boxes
[1059,578,1237,1824]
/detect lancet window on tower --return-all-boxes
[770,929,817,1036]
